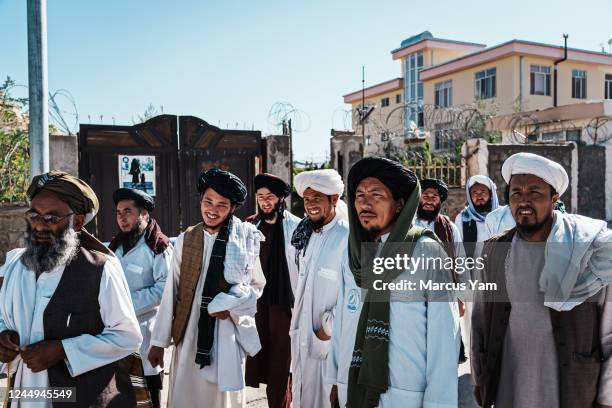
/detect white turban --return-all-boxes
[467,174,495,191]
[501,152,569,195]
[294,169,344,197]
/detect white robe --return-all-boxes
[115,235,172,375]
[290,213,348,408]
[150,229,265,408]
[326,234,461,408]
[482,205,516,241]
[0,249,142,408]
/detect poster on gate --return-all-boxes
[118,155,156,196]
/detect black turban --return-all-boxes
[254,173,291,198]
[420,178,448,202]
[347,156,418,202]
[197,168,247,206]
[113,188,155,211]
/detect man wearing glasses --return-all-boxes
[0,171,143,407]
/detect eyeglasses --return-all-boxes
[24,211,74,225]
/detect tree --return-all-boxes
[0,77,30,205]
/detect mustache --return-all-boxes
[359,210,376,216]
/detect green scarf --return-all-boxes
[346,181,438,407]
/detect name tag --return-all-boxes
[317,267,338,281]
[126,264,144,274]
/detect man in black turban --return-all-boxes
[148,168,266,407]
[108,188,172,408]
[416,179,468,362]
[338,157,459,408]
[245,173,299,408]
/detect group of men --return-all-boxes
[0,151,610,408]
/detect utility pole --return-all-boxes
[27,0,49,178]
[361,66,365,140]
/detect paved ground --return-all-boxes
[158,346,478,407]
[0,351,478,407]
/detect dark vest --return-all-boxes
[461,219,478,258]
[43,248,136,408]
[474,228,603,408]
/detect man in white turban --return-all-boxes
[454,175,499,257]
[471,152,612,408]
[289,169,349,408]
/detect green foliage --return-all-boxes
[0,77,30,205]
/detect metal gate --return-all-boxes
[79,115,262,241]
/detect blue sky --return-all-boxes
[1,0,611,161]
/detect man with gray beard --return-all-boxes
[0,171,144,408]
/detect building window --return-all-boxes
[541,131,564,141]
[396,94,401,104]
[381,97,390,107]
[530,65,551,96]
[605,74,612,99]
[434,80,453,107]
[475,68,496,99]
[404,52,424,132]
[566,129,581,142]
[572,69,587,99]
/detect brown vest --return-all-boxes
[43,247,137,408]
[171,223,205,345]
[475,228,603,408]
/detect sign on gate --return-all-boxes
[118,154,157,195]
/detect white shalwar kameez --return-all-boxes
[290,213,349,408]
[150,228,264,408]
[114,235,172,375]
[0,249,142,408]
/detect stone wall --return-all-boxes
[0,206,27,264]
[442,187,466,221]
[487,143,574,211]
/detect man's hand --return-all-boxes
[315,327,331,341]
[210,310,230,320]
[0,330,20,363]
[21,340,65,373]
[148,346,165,369]
[330,384,339,408]
[458,300,466,318]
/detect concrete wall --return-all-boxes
[330,135,363,193]
[263,135,292,207]
[50,135,78,175]
[0,206,27,264]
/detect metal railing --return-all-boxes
[408,161,464,187]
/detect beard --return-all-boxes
[474,199,492,214]
[22,223,80,275]
[417,203,441,222]
[118,220,147,249]
[258,201,282,221]
[515,211,552,235]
